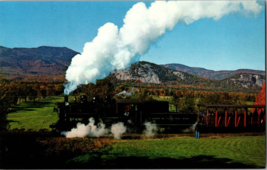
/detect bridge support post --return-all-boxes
[215,109,217,127]
[235,109,237,127]
[258,109,261,127]
[225,108,227,127]
[215,108,221,127]
[244,108,247,127]
[235,108,240,127]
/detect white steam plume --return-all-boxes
[61,117,127,139]
[64,1,262,94]
[111,122,127,139]
[143,122,158,137]
[183,123,196,133]
[61,117,108,138]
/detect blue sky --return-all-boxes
[0,1,265,71]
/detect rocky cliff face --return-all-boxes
[114,63,161,84]
[229,74,265,88]
[173,71,186,80]
[113,62,189,84]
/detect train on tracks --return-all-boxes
[50,95,265,132]
[49,95,197,131]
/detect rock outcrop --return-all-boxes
[229,74,265,88]
[114,63,161,84]
[113,62,191,84]
[173,71,186,80]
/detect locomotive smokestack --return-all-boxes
[64,95,68,103]
[64,95,69,106]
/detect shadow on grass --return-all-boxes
[8,101,56,114]
[13,102,54,108]
[67,154,261,169]
[8,108,35,113]
[1,150,262,169]
[6,120,19,123]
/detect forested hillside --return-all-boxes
[162,63,265,80]
[0,46,79,82]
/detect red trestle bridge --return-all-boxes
[197,104,266,128]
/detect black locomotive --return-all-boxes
[50,95,197,131]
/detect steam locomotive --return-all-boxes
[49,95,197,131]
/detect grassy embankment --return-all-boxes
[7,95,75,130]
[68,135,265,168]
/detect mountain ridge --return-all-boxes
[0,46,79,82]
[161,63,265,80]
[107,61,265,92]
[0,46,265,92]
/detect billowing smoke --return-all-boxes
[127,119,132,124]
[183,123,197,133]
[143,122,158,137]
[64,1,262,94]
[61,118,126,139]
[111,122,127,139]
[61,117,108,138]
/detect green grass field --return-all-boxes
[6,96,74,130]
[67,136,265,168]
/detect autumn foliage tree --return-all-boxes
[0,74,17,130]
[133,88,154,101]
[81,78,115,101]
[0,77,10,130]
[252,82,265,113]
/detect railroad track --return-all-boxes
[0,129,264,139]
